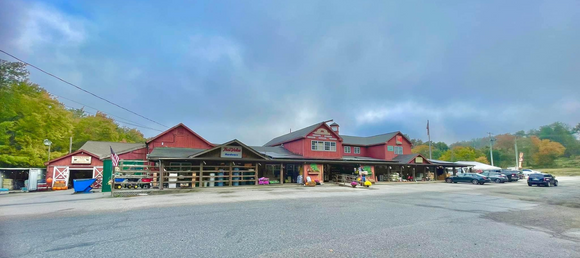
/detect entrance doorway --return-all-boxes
[68,169,93,188]
[326,164,357,182]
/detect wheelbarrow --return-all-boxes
[73,179,97,193]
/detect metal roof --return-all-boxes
[148,147,206,159]
[263,122,324,146]
[340,156,388,161]
[391,154,420,164]
[79,141,146,159]
[341,132,400,146]
[251,146,304,159]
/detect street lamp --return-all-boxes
[43,139,52,161]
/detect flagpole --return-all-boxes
[427,120,432,159]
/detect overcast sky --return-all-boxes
[1,0,579,145]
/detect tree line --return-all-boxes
[0,60,146,168]
[411,122,580,168]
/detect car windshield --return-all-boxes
[529,174,543,178]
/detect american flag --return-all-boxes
[110,146,119,167]
[426,120,430,136]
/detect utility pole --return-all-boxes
[427,120,432,159]
[69,136,73,154]
[514,136,519,169]
[488,132,494,166]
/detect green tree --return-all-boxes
[0,81,73,167]
[535,122,579,157]
[531,136,566,167]
[439,146,487,162]
[0,59,29,86]
[0,60,147,167]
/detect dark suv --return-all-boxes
[527,173,558,187]
[481,171,507,183]
[501,169,520,182]
[446,173,491,185]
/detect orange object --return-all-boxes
[47,178,53,185]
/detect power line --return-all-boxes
[0,49,169,128]
[62,104,164,132]
[55,94,164,131]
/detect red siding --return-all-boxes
[148,126,212,152]
[342,145,368,157]
[385,133,413,160]
[367,144,387,159]
[119,147,148,160]
[283,139,304,155]
[46,151,103,181]
[302,126,342,159]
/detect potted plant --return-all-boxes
[315,179,321,185]
[364,181,372,187]
[351,181,358,188]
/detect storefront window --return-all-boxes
[344,146,351,153]
[354,147,360,154]
[311,141,336,151]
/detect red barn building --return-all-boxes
[45,121,455,190]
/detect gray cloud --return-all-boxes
[1,0,579,145]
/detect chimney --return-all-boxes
[329,122,339,134]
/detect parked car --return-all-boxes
[446,173,491,185]
[528,173,558,187]
[481,171,507,183]
[500,170,520,182]
[522,169,542,177]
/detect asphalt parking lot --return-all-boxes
[1,177,579,257]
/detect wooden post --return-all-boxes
[400,166,404,182]
[199,162,204,188]
[280,163,284,185]
[387,166,391,182]
[159,161,164,190]
[255,163,259,185]
[229,162,233,186]
[412,167,416,182]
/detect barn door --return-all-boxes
[52,166,70,187]
[92,166,104,189]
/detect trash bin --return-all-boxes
[73,179,96,193]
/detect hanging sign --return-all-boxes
[221,146,242,158]
[72,156,92,164]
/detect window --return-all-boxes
[394,146,403,154]
[311,141,336,151]
[168,162,192,171]
[387,145,394,151]
[354,147,360,154]
[344,146,351,153]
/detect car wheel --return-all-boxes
[495,179,501,183]
[527,183,532,186]
[472,180,478,185]
[554,181,558,187]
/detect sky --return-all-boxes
[1,0,579,146]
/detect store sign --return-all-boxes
[415,157,423,164]
[221,146,242,158]
[72,156,91,164]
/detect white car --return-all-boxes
[522,169,542,176]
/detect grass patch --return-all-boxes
[535,167,580,176]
